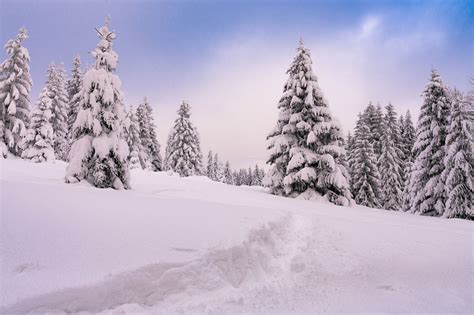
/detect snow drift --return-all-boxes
[1,159,472,313]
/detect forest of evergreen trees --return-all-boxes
[1,22,472,219]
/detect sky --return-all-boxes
[1,0,473,169]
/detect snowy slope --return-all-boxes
[1,159,472,313]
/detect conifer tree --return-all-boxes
[20,86,54,162]
[66,56,83,143]
[247,166,253,185]
[401,111,416,163]
[252,164,264,186]
[269,40,351,205]
[213,153,220,181]
[346,131,356,194]
[0,27,32,157]
[400,110,416,211]
[232,170,239,185]
[363,102,384,159]
[124,106,142,169]
[147,104,162,172]
[136,98,162,171]
[351,114,381,208]
[223,161,233,185]
[206,150,215,180]
[49,63,69,161]
[136,101,151,169]
[163,129,174,171]
[407,70,451,215]
[66,18,130,189]
[378,103,403,210]
[441,90,473,219]
[165,101,202,177]
[212,153,226,182]
[238,169,247,186]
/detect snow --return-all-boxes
[1,158,473,313]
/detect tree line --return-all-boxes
[0,23,266,188]
[1,21,471,219]
[263,40,473,219]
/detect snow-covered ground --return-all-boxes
[1,158,472,314]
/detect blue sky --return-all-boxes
[1,0,472,168]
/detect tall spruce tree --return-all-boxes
[20,86,55,162]
[136,98,162,171]
[136,100,151,169]
[351,113,381,208]
[223,161,233,185]
[163,129,174,171]
[246,166,253,185]
[66,18,130,189]
[0,27,32,157]
[363,102,384,159]
[213,153,226,182]
[252,164,264,186]
[441,89,473,219]
[147,102,162,172]
[271,40,351,205]
[346,131,356,195]
[66,56,83,145]
[49,63,69,161]
[407,70,451,215]
[206,150,215,180]
[124,105,142,169]
[400,110,416,211]
[165,101,202,177]
[378,103,403,210]
[401,111,416,163]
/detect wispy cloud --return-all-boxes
[360,15,381,39]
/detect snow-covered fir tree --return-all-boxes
[232,170,239,185]
[267,40,351,205]
[165,101,202,177]
[400,111,416,163]
[0,27,32,157]
[124,105,142,169]
[238,168,248,186]
[223,161,233,185]
[206,150,215,180]
[213,153,226,183]
[66,55,83,143]
[363,102,384,159]
[66,18,130,189]
[400,110,416,211]
[212,153,219,180]
[136,101,151,169]
[245,166,252,185]
[346,131,356,193]
[20,86,54,162]
[163,129,174,171]
[136,98,162,171]
[407,69,451,215]
[351,114,382,208]
[147,106,162,171]
[252,164,264,186]
[440,89,473,219]
[48,63,69,161]
[378,103,403,210]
